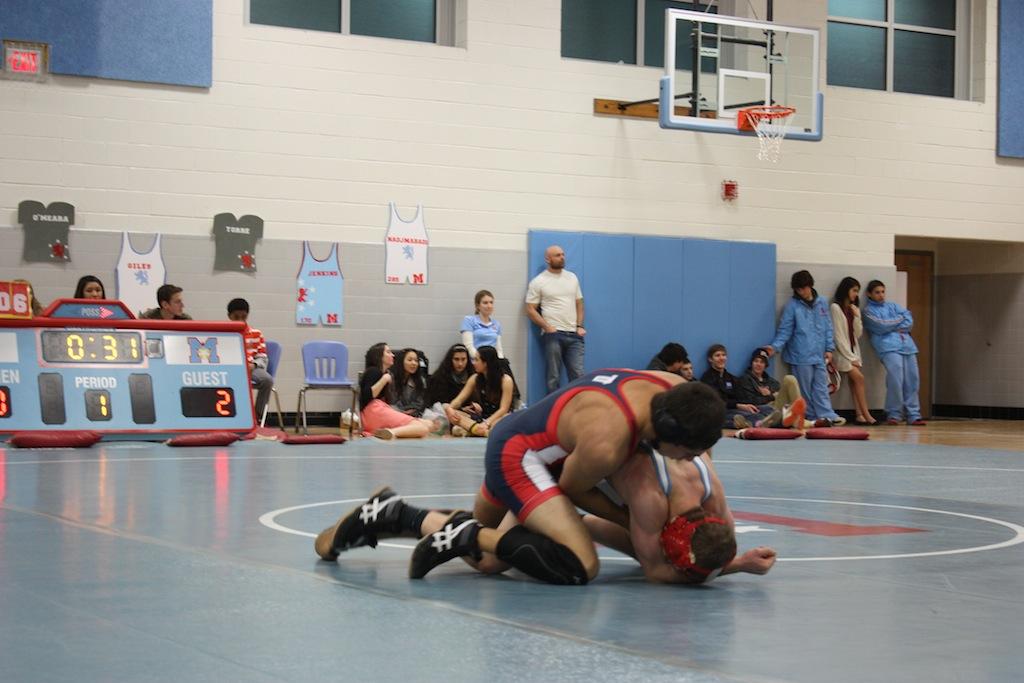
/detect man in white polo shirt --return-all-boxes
[525,245,585,394]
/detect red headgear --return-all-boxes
[660,514,735,582]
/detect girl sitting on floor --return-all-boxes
[443,345,516,437]
[359,342,439,440]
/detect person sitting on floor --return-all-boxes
[359,343,439,440]
[735,348,808,429]
[425,344,471,407]
[699,343,762,429]
[646,342,689,376]
[443,345,516,437]
[392,348,429,417]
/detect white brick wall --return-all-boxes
[0,0,1018,268]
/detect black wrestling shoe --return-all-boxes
[408,511,482,579]
[314,486,406,561]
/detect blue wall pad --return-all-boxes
[526,231,776,405]
[632,237,684,370]
[0,0,212,88]
[998,0,1024,158]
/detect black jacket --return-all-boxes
[699,368,741,409]
[736,370,781,406]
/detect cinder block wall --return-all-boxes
[0,225,527,415]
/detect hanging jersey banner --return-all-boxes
[19,200,74,263]
[385,202,429,285]
[213,212,263,272]
[116,233,167,317]
[296,242,344,326]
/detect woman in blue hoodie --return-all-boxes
[862,280,925,426]
[762,270,844,426]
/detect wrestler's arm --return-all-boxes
[557,404,633,528]
[581,515,635,557]
[561,473,630,528]
[628,491,702,584]
[700,458,777,576]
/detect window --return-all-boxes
[827,0,968,98]
[561,0,717,70]
[250,0,457,46]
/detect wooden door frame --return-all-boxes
[895,249,934,418]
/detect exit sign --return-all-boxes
[3,40,49,80]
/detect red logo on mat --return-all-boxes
[733,511,926,537]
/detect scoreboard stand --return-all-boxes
[0,299,255,440]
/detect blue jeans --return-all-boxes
[543,331,585,394]
[791,363,838,421]
[878,352,922,422]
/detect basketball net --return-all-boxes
[738,106,796,163]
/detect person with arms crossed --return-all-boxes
[862,280,926,426]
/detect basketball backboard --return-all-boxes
[658,9,822,141]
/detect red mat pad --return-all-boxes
[8,430,102,448]
[281,434,347,445]
[804,427,870,440]
[734,428,802,440]
[166,432,240,447]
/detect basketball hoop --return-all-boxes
[738,106,796,163]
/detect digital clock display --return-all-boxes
[41,331,143,364]
[180,388,236,418]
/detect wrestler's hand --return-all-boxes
[736,547,777,574]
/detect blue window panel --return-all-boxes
[680,239,731,378]
[582,235,635,375]
[998,0,1024,157]
[726,243,776,377]
[251,0,340,33]
[0,0,211,88]
[526,231,585,406]
[351,0,436,43]
[561,0,637,64]
[828,0,886,21]
[827,22,886,90]
[632,237,684,371]
[644,0,718,71]
[895,0,956,31]
[894,30,954,97]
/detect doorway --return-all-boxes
[895,251,934,418]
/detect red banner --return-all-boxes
[0,282,32,319]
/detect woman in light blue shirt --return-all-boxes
[460,289,504,359]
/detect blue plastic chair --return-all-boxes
[259,341,285,430]
[295,341,357,435]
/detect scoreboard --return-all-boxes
[0,300,255,439]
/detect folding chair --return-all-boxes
[295,341,357,436]
[259,340,286,430]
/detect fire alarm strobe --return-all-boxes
[722,180,739,201]
[3,40,49,81]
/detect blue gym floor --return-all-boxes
[1,434,1022,682]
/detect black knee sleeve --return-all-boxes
[495,525,589,585]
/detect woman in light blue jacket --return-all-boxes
[762,270,843,426]
[862,280,925,426]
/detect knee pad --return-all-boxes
[495,525,589,586]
